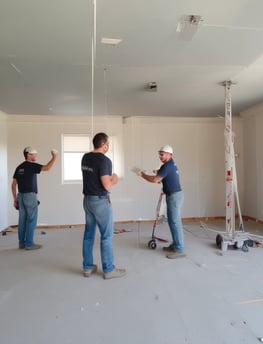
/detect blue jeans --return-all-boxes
[83,195,115,273]
[166,191,184,252]
[17,192,38,248]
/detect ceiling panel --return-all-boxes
[0,0,263,117]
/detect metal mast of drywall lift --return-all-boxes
[216,81,249,251]
[224,80,237,240]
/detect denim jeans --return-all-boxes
[166,191,184,252]
[17,192,38,248]
[83,195,115,273]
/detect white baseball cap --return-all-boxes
[159,145,173,154]
[24,146,38,154]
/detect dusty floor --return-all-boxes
[1,219,263,344]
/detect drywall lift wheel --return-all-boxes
[216,234,223,249]
[148,239,157,250]
[241,243,249,252]
[244,239,254,247]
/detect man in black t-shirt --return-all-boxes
[81,132,126,279]
[12,146,57,250]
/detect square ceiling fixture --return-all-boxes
[176,14,203,41]
[146,82,157,92]
[101,37,122,45]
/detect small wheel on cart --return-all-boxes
[244,239,254,247]
[148,239,157,250]
[216,234,223,248]
[241,243,249,252]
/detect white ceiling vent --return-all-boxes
[147,82,157,92]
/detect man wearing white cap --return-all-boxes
[138,145,185,259]
[11,147,57,250]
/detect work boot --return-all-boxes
[103,268,126,280]
[83,265,97,277]
[166,252,186,259]
[162,243,175,252]
[25,244,42,250]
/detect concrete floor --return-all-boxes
[1,220,263,344]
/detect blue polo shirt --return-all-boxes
[157,158,182,194]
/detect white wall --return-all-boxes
[7,114,244,226]
[0,113,8,231]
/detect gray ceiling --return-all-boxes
[1,0,263,117]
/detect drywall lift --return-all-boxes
[212,81,256,252]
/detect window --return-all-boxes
[62,134,90,183]
[62,134,124,183]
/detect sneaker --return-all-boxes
[162,243,175,252]
[103,268,126,280]
[19,245,25,249]
[25,244,42,250]
[166,252,186,259]
[83,265,97,277]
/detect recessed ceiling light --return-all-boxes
[101,38,122,46]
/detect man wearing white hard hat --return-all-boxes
[138,145,185,259]
[11,147,57,250]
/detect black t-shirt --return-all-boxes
[81,152,112,196]
[13,161,42,193]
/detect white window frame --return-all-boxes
[62,134,124,184]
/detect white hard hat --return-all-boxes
[159,145,173,154]
[24,146,38,154]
